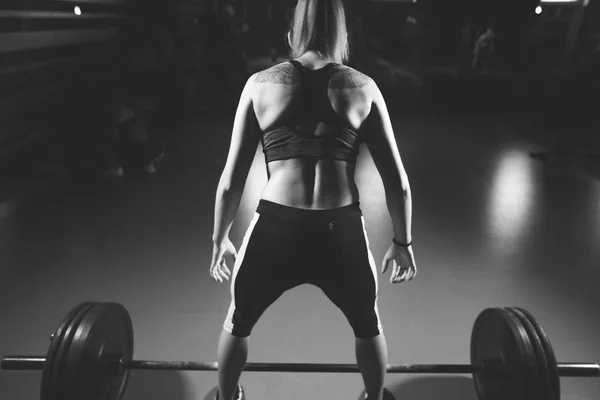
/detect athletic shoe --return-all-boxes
[215,384,243,400]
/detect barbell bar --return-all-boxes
[2,356,599,376]
[1,302,599,400]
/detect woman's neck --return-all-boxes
[297,51,332,65]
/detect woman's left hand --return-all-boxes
[210,239,238,283]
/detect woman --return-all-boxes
[210,1,416,400]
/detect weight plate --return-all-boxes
[502,309,539,400]
[506,308,550,400]
[61,302,134,400]
[515,307,560,400]
[42,301,92,395]
[470,308,537,400]
[42,302,98,400]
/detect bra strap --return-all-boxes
[289,60,304,71]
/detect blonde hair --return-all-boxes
[288,0,350,64]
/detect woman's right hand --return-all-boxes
[381,244,417,284]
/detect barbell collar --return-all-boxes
[1,357,45,371]
[557,363,600,377]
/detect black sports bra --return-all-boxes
[260,60,362,168]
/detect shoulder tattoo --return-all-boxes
[252,63,301,85]
[329,67,373,90]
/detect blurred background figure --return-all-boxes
[224,5,250,46]
[472,27,496,72]
[114,13,173,175]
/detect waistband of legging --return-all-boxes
[256,199,362,223]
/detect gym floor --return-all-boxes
[1,98,599,400]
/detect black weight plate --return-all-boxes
[470,308,537,400]
[61,302,134,400]
[42,302,97,400]
[42,301,91,393]
[45,302,98,400]
[502,309,539,400]
[506,308,550,400]
[515,307,560,400]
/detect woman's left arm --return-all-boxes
[212,77,260,246]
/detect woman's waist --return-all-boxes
[261,180,359,210]
[254,199,363,233]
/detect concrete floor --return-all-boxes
[1,101,599,400]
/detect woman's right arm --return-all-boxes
[363,81,412,245]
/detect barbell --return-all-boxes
[1,302,598,400]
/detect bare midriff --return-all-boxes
[260,158,360,210]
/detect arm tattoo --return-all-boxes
[329,68,373,90]
[252,64,301,85]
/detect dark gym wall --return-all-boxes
[0,0,128,157]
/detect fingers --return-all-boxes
[409,267,417,281]
[210,261,231,283]
[218,266,230,282]
[222,264,231,276]
[390,266,417,284]
[391,270,408,284]
[211,269,228,283]
[391,268,406,284]
[210,267,220,283]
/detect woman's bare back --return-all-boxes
[251,60,375,210]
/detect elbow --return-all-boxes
[400,179,411,194]
[215,185,244,208]
[217,178,244,196]
[398,171,411,194]
[387,185,410,199]
[382,175,410,196]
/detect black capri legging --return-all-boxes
[223,200,383,339]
